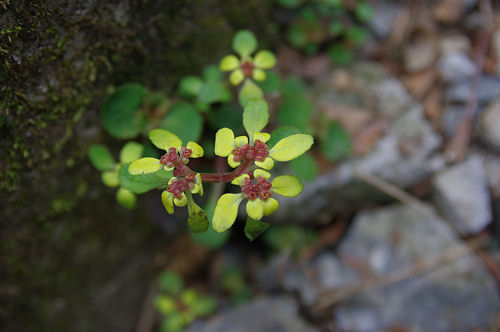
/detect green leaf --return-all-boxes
[268,126,301,147]
[238,80,263,107]
[198,80,230,104]
[254,50,276,69]
[190,295,217,316]
[233,30,257,57]
[329,44,354,65]
[128,157,162,175]
[119,142,144,164]
[160,102,203,143]
[242,98,269,140]
[244,217,270,241]
[119,163,172,194]
[203,65,223,82]
[102,171,119,187]
[158,271,183,295]
[287,25,308,48]
[187,201,209,233]
[178,76,203,98]
[155,295,177,315]
[278,77,312,134]
[212,193,243,233]
[116,187,137,209]
[191,200,230,249]
[101,84,148,139]
[321,121,351,161]
[355,2,374,22]
[220,55,240,71]
[88,144,115,171]
[290,153,318,180]
[208,104,244,133]
[269,134,314,161]
[277,0,304,8]
[257,71,282,93]
[346,26,369,45]
[149,129,182,150]
[328,21,344,36]
[271,175,304,197]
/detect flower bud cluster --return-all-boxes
[167,174,196,199]
[160,147,193,177]
[241,175,273,201]
[240,61,254,78]
[232,140,269,163]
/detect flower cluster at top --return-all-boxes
[128,98,314,235]
[219,30,276,86]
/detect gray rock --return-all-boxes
[185,296,318,332]
[494,30,500,75]
[480,100,500,150]
[484,153,500,196]
[334,204,500,332]
[274,105,443,223]
[404,35,438,73]
[433,155,492,234]
[438,52,475,82]
[373,78,413,118]
[446,75,500,104]
[441,105,465,138]
[440,35,471,55]
[282,253,360,306]
[368,2,403,39]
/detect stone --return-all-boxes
[282,253,360,306]
[446,75,500,104]
[334,204,500,332]
[484,153,500,196]
[404,35,438,73]
[273,105,443,223]
[367,2,403,39]
[480,100,500,150]
[438,52,475,82]
[441,105,466,138]
[185,296,318,332]
[373,78,413,118]
[440,35,471,55]
[433,155,492,234]
[494,30,500,75]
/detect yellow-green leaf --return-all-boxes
[220,55,240,71]
[128,157,162,175]
[255,157,274,170]
[254,169,271,179]
[263,198,279,216]
[149,129,182,151]
[254,132,270,143]
[238,80,264,108]
[252,69,266,81]
[214,128,235,157]
[116,188,136,209]
[271,175,303,197]
[246,199,264,220]
[161,190,174,214]
[88,144,115,171]
[233,30,257,57]
[229,69,245,85]
[187,141,204,158]
[212,193,243,233]
[102,171,119,187]
[269,134,314,161]
[231,174,250,186]
[243,98,269,142]
[254,50,276,69]
[119,142,144,164]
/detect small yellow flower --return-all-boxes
[219,30,276,85]
[212,170,304,233]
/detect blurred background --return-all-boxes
[2,0,500,331]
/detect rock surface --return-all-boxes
[480,100,500,150]
[438,52,475,82]
[433,155,492,234]
[185,296,318,332]
[334,204,500,332]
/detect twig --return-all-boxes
[135,280,160,332]
[445,0,494,161]
[313,236,489,311]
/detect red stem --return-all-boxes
[198,158,252,183]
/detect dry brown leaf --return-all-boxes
[402,69,438,99]
[423,87,443,124]
[353,119,388,155]
[432,0,465,23]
